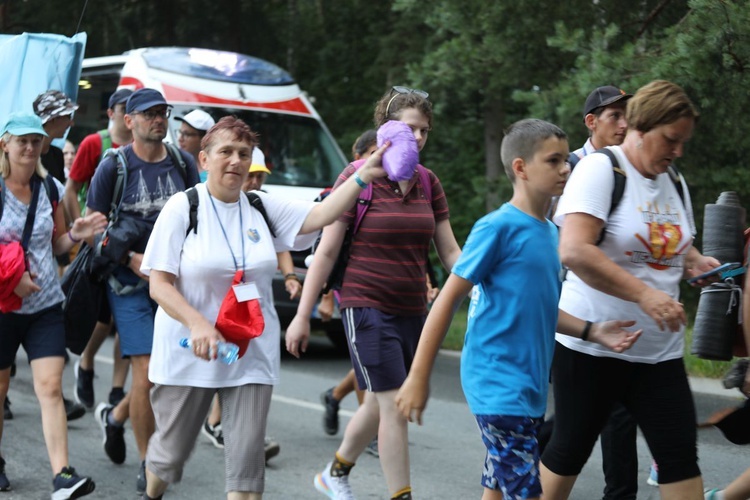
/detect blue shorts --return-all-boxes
[106,267,157,358]
[342,307,423,392]
[0,303,66,368]
[475,414,543,499]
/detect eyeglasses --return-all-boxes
[385,86,429,118]
[178,130,201,138]
[133,107,171,120]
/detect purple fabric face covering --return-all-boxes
[377,120,419,181]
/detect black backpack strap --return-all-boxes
[595,148,627,217]
[0,176,5,222]
[184,189,277,239]
[165,142,188,185]
[666,165,686,207]
[185,187,199,236]
[246,192,277,238]
[567,151,581,169]
[42,175,59,212]
[103,147,129,224]
[21,177,42,254]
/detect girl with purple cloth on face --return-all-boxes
[285,86,462,500]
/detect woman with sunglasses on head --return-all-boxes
[286,87,462,500]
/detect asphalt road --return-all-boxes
[2,333,749,499]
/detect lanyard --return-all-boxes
[207,188,245,282]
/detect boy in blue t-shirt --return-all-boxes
[395,119,642,500]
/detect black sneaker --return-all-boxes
[64,397,86,421]
[136,460,147,494]
[95,402,126,464]
[264,437,280,462]
[3,397,12,421]
[365,435,379,457]
[321,388,340,436]
[0,456,10,491]
[73,360,95,409]
[51,466,94,500]
[201,420,224,449]
[108,387,126,406]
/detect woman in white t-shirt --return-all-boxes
[540,81,719,500]
[139,116,386,500]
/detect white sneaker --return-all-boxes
[314,462,355,500]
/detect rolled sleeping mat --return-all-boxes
[691,281,742,361]
[702,191,746,265]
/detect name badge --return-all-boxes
[233,281,260,302]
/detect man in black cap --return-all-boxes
[65,89,134,422]
[571,85,632,163]
[85,88,199,495]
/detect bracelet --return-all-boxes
[284,273,300,282]
[352,171,368,189]
[581,320,592,341]
[66,230,81,243]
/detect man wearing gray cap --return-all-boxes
[33,90,78,186]
[85,88,199,495]
[65,88,134,425]
[176,109,215,181]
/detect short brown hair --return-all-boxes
[373,89,433,129]
[626,80,699,133]
[201,116,258,153]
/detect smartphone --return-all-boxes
[687,262,743,284]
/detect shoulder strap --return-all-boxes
[0,176,5,222]
[666,165,686,207]
[42,175,58,212]
[567,151,581,170]
[245,192,277,238]
[350,159,372,235]
[185,187,199,236]
[98,129,112,156]
[104,146,129,223]
[183,188,277,239]
[20,177,42,254]
[595,148,627,217]
[165,142,188,185]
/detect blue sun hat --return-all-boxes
[1,112,48,137]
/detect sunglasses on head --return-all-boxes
[385,86,429,118]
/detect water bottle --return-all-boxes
[179,338,240,365]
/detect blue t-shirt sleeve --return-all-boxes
[86,155,118,214]
[452,215,502,285]
[182,152,200,188]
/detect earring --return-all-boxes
[636,140,643,150]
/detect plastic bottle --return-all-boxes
[179,338,240,365]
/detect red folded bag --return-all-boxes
[214,270,265,358]
[0,241,26,313]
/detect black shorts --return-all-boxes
[541,343,700,484]
[0,303,66,369]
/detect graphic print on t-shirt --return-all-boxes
[123,170,180,217]
[626,201,690,271]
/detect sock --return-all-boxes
[391,486,412,499]
[107,411,123,427]
[330,452,355,477]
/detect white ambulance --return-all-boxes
[76,47,347,348]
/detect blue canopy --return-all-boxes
[0,32,87,140]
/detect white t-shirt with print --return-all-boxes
[553,146,695,363]
[141,184,317,387]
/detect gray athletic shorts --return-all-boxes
[146,383,272,493]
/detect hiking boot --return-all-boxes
[321,388,340,436]
[264,437,280,462]
[108,387,126,406]
[314,462,354,499]
[201,420,224,449]
[136,460,147,494]
[64,397,86,421]
[364,435,379,458]
[51,466,95,499]
[0,456,10,491]
[3,397,12,421]
[95,402,126,464]
[73,360,95,409]
[723,359,749,390]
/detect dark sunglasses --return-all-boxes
[385,86,429,117]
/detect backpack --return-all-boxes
[76,129,112,212]
[184,187,276,238]
[322,160,435,293]
[564,148,686,244]
[0,174,59,223]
